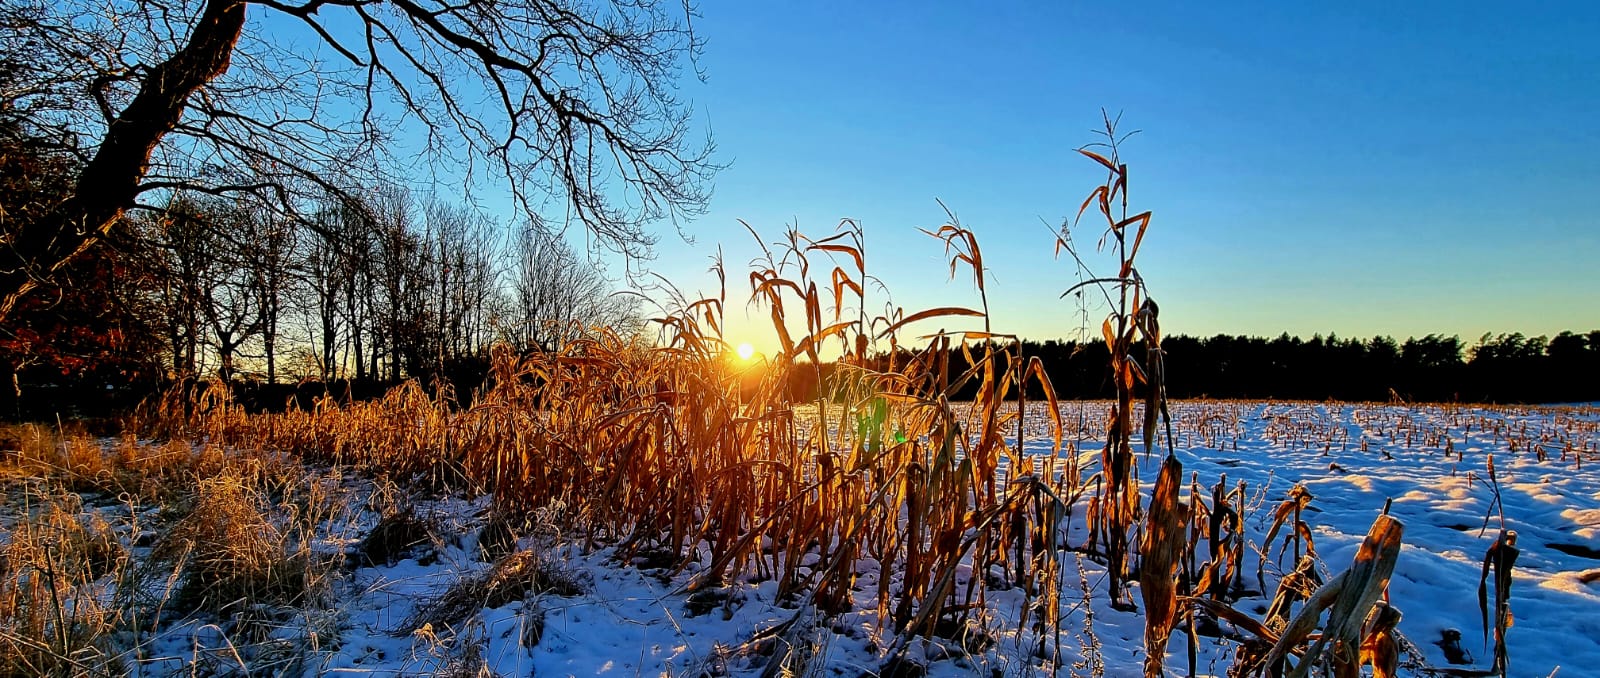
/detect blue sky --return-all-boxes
[635,1,1600,351]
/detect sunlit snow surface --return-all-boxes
[135,402,1600,676]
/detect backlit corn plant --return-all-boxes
[1056,112,1169,612]
[1055,112,1181,676]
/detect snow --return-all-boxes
[13,401,1600,677]
[1140,402,1600,677]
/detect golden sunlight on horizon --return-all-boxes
[736,342,756,362]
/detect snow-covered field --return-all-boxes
[11,401,1600,677]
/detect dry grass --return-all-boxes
[0,488,131,677]
[359,507,443,568]
[149,475,334,616]
[0,414,368,675]
[400,547,585,636]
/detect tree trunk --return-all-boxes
[0,362,17,421]
[263,280,278,383]
[218,341,235,382]
[264,323,276,383]
[0,0,246,322]
[181,295,199,376]
[347,279,365,381]
[321,300,337,382]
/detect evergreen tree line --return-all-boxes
[908,331,1600,404]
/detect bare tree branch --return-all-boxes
[0,0,717,322]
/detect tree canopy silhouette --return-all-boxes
[865,331,1599,405]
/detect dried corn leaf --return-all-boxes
[1140,454,1186,677]
[1359,602,1402,678]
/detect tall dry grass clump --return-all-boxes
[148,473,338,617]
[0,488,131,677]
[1056,114,1170,613]
[0,421,356,676]
[1053,114,1189,675]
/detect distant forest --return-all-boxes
[984,331,1600,404]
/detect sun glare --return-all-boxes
[736,342,756,361]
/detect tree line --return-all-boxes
[899,331,1600,405]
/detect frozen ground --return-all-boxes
[13,401,1600,677]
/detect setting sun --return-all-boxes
[736,342,756,361]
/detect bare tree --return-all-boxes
[304,202,354,380]
[366,184,429,381]
[151,197,217,376]
[155,195,264,380]
[247,204,297,382]
[422,200,498,366]
[0,0,716,322]
[338,200,378,380]
[505,224,636,353]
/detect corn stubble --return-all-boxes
[90,124,1496,676]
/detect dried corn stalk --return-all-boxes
[1478,528,1518,677]
[1258,484,1315,590]
[1262,513,1403,678]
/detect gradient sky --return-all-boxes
[631,1,1600,352]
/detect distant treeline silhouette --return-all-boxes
[834,330,1600,405]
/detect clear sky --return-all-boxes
[634,1,1600,352]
